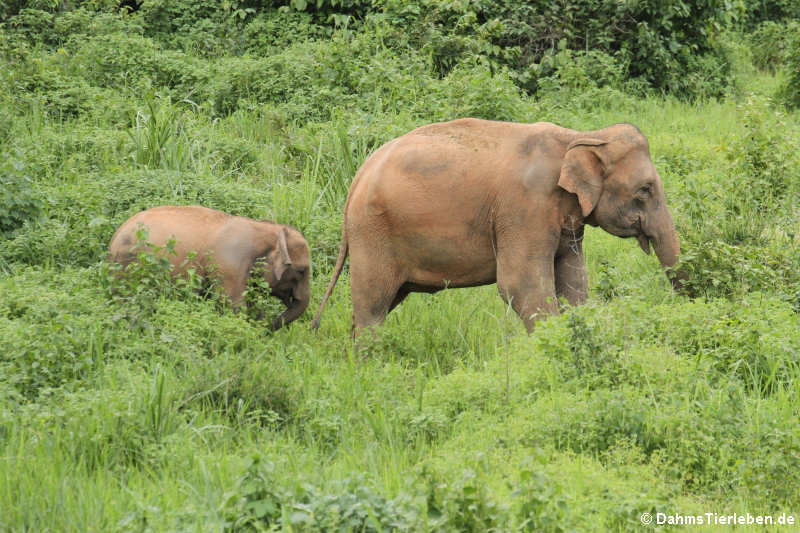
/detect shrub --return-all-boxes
[777,32,800,108]
[5,8,54,46]
[430,63,524,122]
[241,9,329,55]
[512,468,569,532]
[534,47,627,95]
[0,152,42,236]
[0,314,105,400]
[6,7,144,48]
[206,28,433,121]
[206,44,349,119]
[676,96,800,305]
[384,0,740,99]
[137,0,255,55]
[0,269,115,400]
[72,32,207,95]
[678,240,800,311]
[742,0,800,27]
[102,229,207,329]
[203,136,259,174]
[748,21,800,72]
[52,8,146,45]
[423,469,505,532]
[224,456,421,531]
[0,216,110,268]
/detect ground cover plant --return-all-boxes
[1,1,799,531]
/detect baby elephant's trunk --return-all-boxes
[271,278,310,330]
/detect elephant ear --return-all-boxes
[273,227,293,281]
[558,138,608,217]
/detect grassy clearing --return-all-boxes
[2,5,800,532]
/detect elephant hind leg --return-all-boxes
[349,249,405,337]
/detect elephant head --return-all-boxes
[558,124,684,290]
[261,225,311,330]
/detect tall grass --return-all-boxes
[128,92,200,171]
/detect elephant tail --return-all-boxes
[311,224,348,330]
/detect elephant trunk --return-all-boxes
[647,205,686,292]
[271,277,310,330]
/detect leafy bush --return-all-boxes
[535,47,627,95]
[136,0,252,55]
[72,32,207,95]
[52,8,145,44]
[0,152,42,236]
[384,0,740,98]
[225,456,285,529]
[431,63,523,122]
[421,469,505,532]
[5,8,54,45]
[282,0,375,18]
[676,96,800,305]
[0,270,114,400]
[656,298,800,394]
[679,240,800,311]
[777,32,800,108]
[103,229,207,329]
[6,7,143,47]
[742,0,800,27]
[205,27,436,121]
[206,43,347,119]
[0,216,109,268]
[0,313,105,400]
[748,21,800,72]
[512,468,569,533]
[0,42,83,117]
[241,9,329,54]
[225,456,421,531]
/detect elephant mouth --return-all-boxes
[637,233,652,255]
[634,217,652,254]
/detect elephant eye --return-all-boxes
[636,184,652,200]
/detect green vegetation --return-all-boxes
[1,1,799,531]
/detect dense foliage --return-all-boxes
[1,1,799,531]
[0,0,780,100]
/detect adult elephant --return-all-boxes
[313,119,683,334]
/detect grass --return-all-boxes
[1,9,800,531]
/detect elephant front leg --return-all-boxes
[555,245,588,306]
[496,255,559,333]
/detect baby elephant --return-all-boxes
[108,205,311,330]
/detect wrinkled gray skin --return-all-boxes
[313,119,684,335]
[109,205,311,330]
